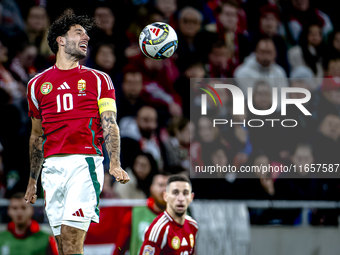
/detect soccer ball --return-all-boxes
[139,22,178,60]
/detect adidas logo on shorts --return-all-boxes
[72,208,84,217]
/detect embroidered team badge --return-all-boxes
[142,245,155,255]
[40,82,53,95]
[171,236,181,250]
[78,79,86,92]
[190,234,194,248]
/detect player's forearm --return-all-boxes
[29,133,44,180]
[101,111,121,166]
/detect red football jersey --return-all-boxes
[27,65,116,158]
[139,211,198,255]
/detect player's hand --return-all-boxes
[109,165,130,184]
[24,178,38,204]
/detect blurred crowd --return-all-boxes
[1,0,340,225]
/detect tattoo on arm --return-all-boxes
[29,134,44,180]
[101,111,120,165]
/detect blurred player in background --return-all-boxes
[0,193,58,255]
[24,11,129,255]
[139,174,198,255]
[113,173,169,255]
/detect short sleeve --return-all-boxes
[139,224,162,255]
[27,77,42,119]
[98,72,116,100]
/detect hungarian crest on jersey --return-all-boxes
[78,79,86,92]
[189,234,194,248]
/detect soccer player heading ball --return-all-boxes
[139,175,198,255]
[24,11,130,255]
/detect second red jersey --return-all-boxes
[139,211,198,255]
[27,65,116,157]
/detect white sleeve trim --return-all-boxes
[30,77,40,111]
[161,225,170,249]
[91,70,101,101]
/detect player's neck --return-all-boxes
[56,51,79,70]
[167,208,186,225]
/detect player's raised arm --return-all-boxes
[100,103,130,184]
[24,117,44,204]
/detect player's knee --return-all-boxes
[61,224,87,253]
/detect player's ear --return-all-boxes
[56,36,65,46]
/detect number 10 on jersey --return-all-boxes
[57,93,73,112]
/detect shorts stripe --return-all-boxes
[85,157,100,217]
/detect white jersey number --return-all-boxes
[56,93,73,112]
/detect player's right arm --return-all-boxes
[97,71,129,184]
[25,75,44,204]
[24,117,44,204]
[100,110,129,184]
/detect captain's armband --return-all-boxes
[98,98,117,114]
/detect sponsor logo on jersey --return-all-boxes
[41,82,53,95]
[142,245,155,255]
[78,79,86,92]
[57,82,71,90]
[181,237,188,246]
[171,236,180,250]
[190,234,194,248]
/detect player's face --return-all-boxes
[165,182,193,217]
[64,25,90,60]
[8,198,33,227]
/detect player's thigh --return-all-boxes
[62,155,104,224]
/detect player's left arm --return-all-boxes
[100,101,129,184]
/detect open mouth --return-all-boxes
[176,205,185,210]
[80,43,88,51]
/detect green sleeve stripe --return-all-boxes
[88,118,101,155]
[42,131,46,157]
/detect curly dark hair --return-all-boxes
[47,11,97,54]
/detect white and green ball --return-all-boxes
[139,22,178,60]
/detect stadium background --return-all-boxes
[1,0,340,254]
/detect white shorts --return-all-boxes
[41,154,104,235]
